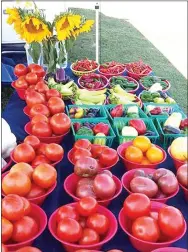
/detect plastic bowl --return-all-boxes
[118,201,187,252]
[64,173,122,207]
[2,171,57,205]
[117,142,167,170]
[121,168,179,203]
[125,64,152,81]
[109,76,139,94]
[5,203,47,251]
[168,147,186,170]
[11,81,26,100]
[67,148,119,170]
[78,73,109,91]
[70,62,99,77]
[24,122,69,144]
[48,202,118,252]
[2,157,13,173]
[98,65,126,79]
[152,247,188,252]
[139,77,171,93]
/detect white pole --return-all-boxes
[95,2,99,63]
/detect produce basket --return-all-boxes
[105,104,148,123]
[114,118,159,144]
[70,62,99,77]
[71,118,116,147]
[66,105,108,120]
[155,118,186,149]
[139,76,171,92]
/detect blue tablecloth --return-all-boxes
[2,67,188,252]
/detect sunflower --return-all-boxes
[6,8,23,37]
[72,20,94,37]
[21,16,52,43]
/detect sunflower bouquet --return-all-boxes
[6,3,94,72]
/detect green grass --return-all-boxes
[2,8,187,113]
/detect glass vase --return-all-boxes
[25,42,43,65]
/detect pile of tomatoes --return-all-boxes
[123,193,185,243]
[13,136,64,167]
[2,163,57,200]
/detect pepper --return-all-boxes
[73,122,81,132]
[129,119,147,135]
[93,133,106,145]
[93,122,110,136]
[74,107,84,119]
[180,118,188,129]
[150,107,162,115]
[110,105,124,118]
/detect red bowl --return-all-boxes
[109,76,139,94]
[24,122,69,144]
[118,201,187,252]
[48,202,118,252]
[178,182,188,202]
[2,171,57,205]
[152,247,188,252]
[117,142,167,170]
[67,148,119,170]
[98,65,126,79]
[64,173,122,207]
[78,73,109,91]
[121,168,179,203]
[5,203,47,251]
[139,77,171,93]
[2,157,13,173]
[11,81,26,100]
[168,147,186,170]
[125,64,152,81]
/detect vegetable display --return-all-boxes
[72,59,98,72]
[140,76,170,91]
[73,122,110,137]
[99,61,125,75]
[145,104,179,117]
[109,76,138,92]
[78,73,108,90]
[140,90,176,104]
[109,105,143,119]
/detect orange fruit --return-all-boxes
[10,162,33,179]
[125,146,143,163]
[146,146,163,164]
[132,136,151,153]
[140,157,151,165]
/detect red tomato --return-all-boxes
[29,104,50,118]
[2,217,13,242]
[21,197,31,215]
[13,143,36,163]
[36,143,48,155]
[35,81,49,94]
[76,184,96,199]
[25,72,38,85]
[15,247,42,252]
[91,144,107,159]
[32,121,52,137]
[28,64,37,71]
[25,85,36,96]
[32,163,57,189]
[44,143,64,162]
[50,113,71,135]
[31,155,51,167]
[10,162,33,179]
[79,217,87,228]
[74,156,99,178]
[26,183,46,199]
[25,91,46,108]
[74,139,91,151]
[57,218,82,243]
[45,89,61,100]
[99,147,118,167]
[76,197,98,217]
[123,193,151,220]
[79,228,99,245]
[14,64,28,77]
[177,164,188,188]
[15,76,28,89]
[72,148,91,163]
[132,216,160,242]
[56,206,79,222]
[87,213,109,235]
[158,206,184,238]
[24,135,40,150]
[2,244,8,252]
[30,65,45,77]
[31,114,49,126]
[12,216,38,242]
[47,97,65,115]
[2,194,25,221]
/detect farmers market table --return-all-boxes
[2,66,188,252]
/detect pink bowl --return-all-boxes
[5,203,47,251]
[125,64,152,81]
[178,182,188,202]
[2,171,57,205]
[121,168,179,203]
[139,77,171,93]
[11,81,26,100]
[48,202,118,252]
[152,248,187,252]
[109,76,139,94]
[118,201,187,252]
[98,65,126,79]
[117,142,167,170]
[64,173,122,207]
[168,147,186,170]
[24,122,69,144]
[1,157,13,173]
[78,73,109,91]
[67,148,119,170]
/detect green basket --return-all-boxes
[66,105,107,120]
[114,118,159,144]
[155,118,186,149]
[105,104,148,123]
[71,118,116,147]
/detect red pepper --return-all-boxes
[180,118,188,129]
[73,122,81,132]
[129,119,147,135]
[150,107,162,115]
[110,105,124,118]
[93,123,110,136]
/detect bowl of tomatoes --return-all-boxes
[98,61,126,79]
[2,194,47,251]
[176,164,188,201]
[118,193,187,252]
[78,73,109,91]
[125,60,152,81]
[48,198,118,252]
[71,59,99,77]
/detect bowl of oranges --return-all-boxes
[117,136,167,170]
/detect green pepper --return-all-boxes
[76,126,94,136]
[151,92,160,99]
[141,91,153,102]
